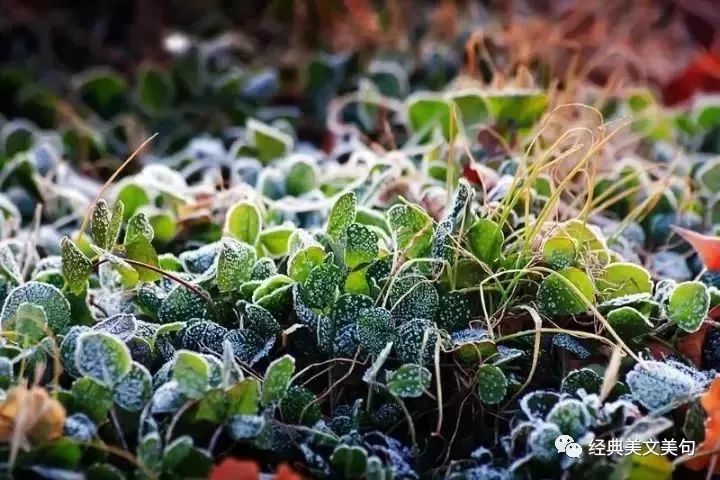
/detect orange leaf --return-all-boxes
[672,227,720,271]
[276,463,302,480]
[210,458,260,480]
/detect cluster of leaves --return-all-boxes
[1,6,720,480]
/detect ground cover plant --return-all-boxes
[1,1,720,479]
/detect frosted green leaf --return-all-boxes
[286,158,318,196]
[251,258,277,281]
[436,291,471,331]
[246,118,293,164]
[252,274,294,315]
[387,363,431,398]
[529,422,562,462]
[395,318,437,364]
[280,385,321,425]
[94,247,139,286]
[606,307,653,338]
[332,293,374,329]
[1,281,72,334]
[227,377,260,416]
[304,263,343,309]
[387,203,433,259]
[331,444,368,479]
[476,364,507,405]
[537,267,595,317]
[546,399,591,437]
[288,245,325,283]
[228,414,266,440]
[158,284,210,324]
[262,354,295,405]
[92,313,137,342]
[0,243,21,285]
[560,368,602,395]
[225,201,261,245]
[668,281,710,333]
[345,223,378,269]
[124,211,154,244]
[357,307,395,356]
[237,301,281,340]
[138,432,163,474]
[467,218,504,265]
[597,262,653,300]
[179,243,219,274]
[542,236,577,270]
[71,376,113,423]
[484,90,548,128]
[387,275,439,322]
[173,350,210,399]
[108,200,124,248]
[14,302,47,344]
[61,236,92,295]
[217,237,256,293]
[76,331,132,385]
[91,199,111,249]
[259,226,294,257]
[520,390,561,421]
[327,192,357,240]
[60,326,88,378]
[114,361,152,411]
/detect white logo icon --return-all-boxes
[555,435,582,458]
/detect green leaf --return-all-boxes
[1,281,72,334]
[467,218,504,265]
[227,377,260,416]
[217,237,256,293]
[137,65,174,114]
[91,200,111,249]
[60,236,92,295]
[327,192,357,240]
[71,377,113,422]
[76,331,132,385]
[138,432,163,474]
[262,354,295,405]
[159,284,210,324]
[484,90,548,128]
[259,226,294,257]
[387,203,433,258]
[289,245,326,283]
[225,201,261,245]
[387,275,439,322]
[448,89,489,127]
[163,436,193,472]
[173,350,210,399]
[114,361,152,411]
[14,302,47,344]
[387,363,431,398]
[476,364,508,405]
[537,267,595,316]
[668,281,710,333]
[124,212,154,244]
[597,262,653,300]
[304,262,343,309]
[606,307,653,339]
[125,236,162,282]
[345,223,378,269]
[406,93,454,141]
[542,236,577,270]
[286,158,318,196]
[108,200,124,248]
[358,307,395,356]
[116,183,149,220]
[331,445,368,479]
[246,118,293,164]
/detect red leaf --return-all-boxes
[672,226,720,271]
[677,324,709,368]
[210,459,260,480]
